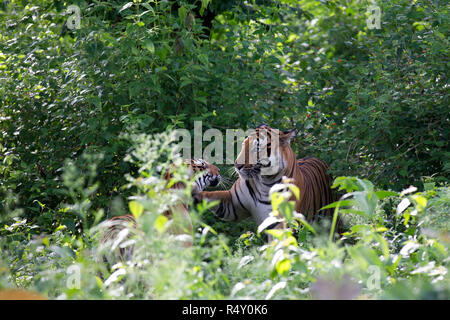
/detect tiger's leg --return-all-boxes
[196,183,251,222]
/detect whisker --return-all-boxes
[220,176,234,183]
[228,168,238,178]
[223,177,236,188]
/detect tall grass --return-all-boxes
[0,134,448,299]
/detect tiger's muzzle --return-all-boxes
[234,162,262,179]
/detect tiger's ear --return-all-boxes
[280,129,296,146]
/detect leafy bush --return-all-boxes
[1,134,448,299]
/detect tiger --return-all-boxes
[99,158,221,262]
[195,124,338,234]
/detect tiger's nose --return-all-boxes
[210,176,220,187]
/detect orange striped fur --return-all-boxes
[198,125,338,232]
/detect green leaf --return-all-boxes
[199,0,211,16]
[194,96,207,105]
[396,198,411,214]
[337,208,367,216]
[411,194,427,211]
[265,229,284,239]
[331,176,360,192]
[400,186,417,196]
[320,199,355,210]
[356,178,374,193]
[119,2,133,13]
[275,259,291,275]
[257,216,282,234]
[143,40,155,54]
[265,281,287,300]
[294,213,316,235]
[424,182,435,191]
[154,215,168,233]
[198,54,209,66]
[279,201,294,221]
[375,190,398,199]
[63,218,75,233]
[129,201,144,219]
[178,6,187,22]
[180,78,193,88]
[349,224,371,234]
[287,184,300,201]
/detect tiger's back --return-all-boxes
[294,157,335,222]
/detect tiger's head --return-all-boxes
[187,158,221,194]
[234,124,295,180]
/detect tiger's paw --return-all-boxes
[193,192,205,205]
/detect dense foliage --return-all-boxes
[0,0,448,299]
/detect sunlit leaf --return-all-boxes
[257,216,282,234]
[154,215,168,233]
[129,201,144,219]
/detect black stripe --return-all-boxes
[253,179,263,198]
[262,178,282,187]
[227,201,238,221]
[215,201,225,218]
[265,172,279,180]
[288,160,296,177]
[267,221,280,230]
[235,183,251,214]
[245,180,270,205]
[245,179,258,204]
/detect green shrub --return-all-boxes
[1,134,448,299]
